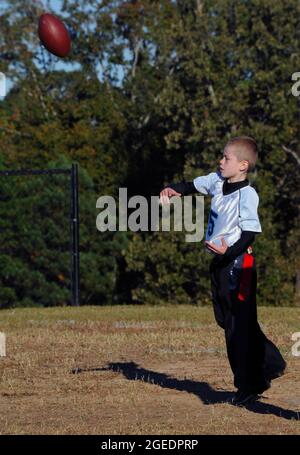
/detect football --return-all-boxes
[38,13,71,58]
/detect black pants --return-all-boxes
[209,251,286,394]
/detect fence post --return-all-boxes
[71,163,80,306]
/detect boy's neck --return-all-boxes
[227,175,248,183]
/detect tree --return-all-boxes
[0,0,299,307]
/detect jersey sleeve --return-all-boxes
[239,188,262,232]
[193,172,221,195]
[167,181,197,195]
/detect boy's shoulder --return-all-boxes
[194,170,224,181]
[211,170,225,181]
[241,182,259,196]
[193,170,224,195]
[240,183,260,205]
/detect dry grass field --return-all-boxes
[0,305,299,435]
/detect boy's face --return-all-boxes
[219,146,248,179]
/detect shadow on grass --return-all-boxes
[72,362,299,421]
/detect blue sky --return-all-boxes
[1,0,79,98]
[0,0,126,99]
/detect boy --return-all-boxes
[160,136,286,406]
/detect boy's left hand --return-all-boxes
[205,237,228,255]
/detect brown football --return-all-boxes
[38,13,71,58]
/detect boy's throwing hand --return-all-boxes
[159,188,181,205]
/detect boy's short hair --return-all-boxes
[226,136,258,172]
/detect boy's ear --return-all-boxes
[240,160,249,172]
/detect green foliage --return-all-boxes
[124,230,212,305]
[0,155,124,307]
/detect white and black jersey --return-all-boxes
[193,171,262,252]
